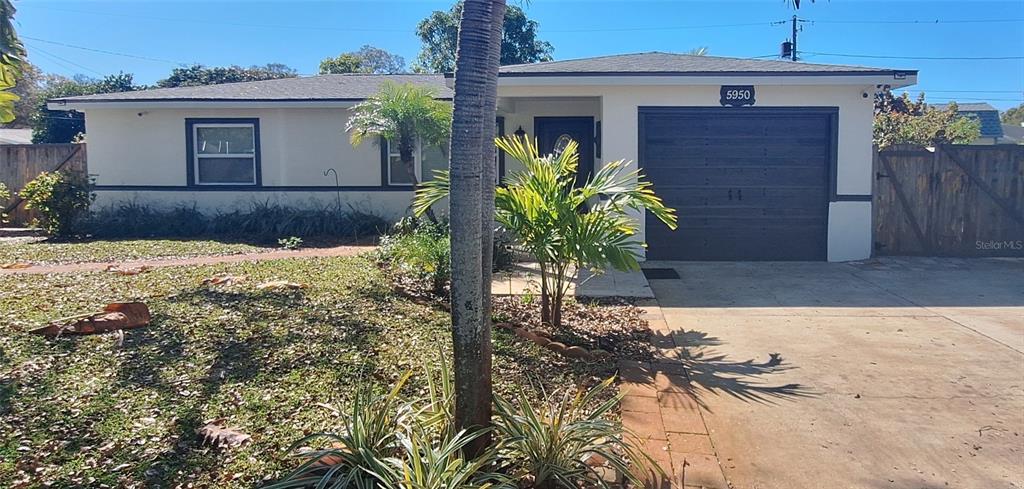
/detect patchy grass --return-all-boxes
[0,238,272,265]
[0,256,621,488]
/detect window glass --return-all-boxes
[196,126,254,154]
[193,123,257,185]
[421,144,447,182]
[197,157,255,184]
[389,155,414,185]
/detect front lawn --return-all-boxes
[0,255,642,488]
[0,238,273,265]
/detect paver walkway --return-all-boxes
[0,245,373,275]
[621,300,730,489]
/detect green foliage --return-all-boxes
[83,202,386,241]
[0,0,27,124]
[414,135,677,327]
[1002,103,1024,126]
[31,72,139,143]
[155,63,296,88]
[347,81,451,199]
[269,369,504,489]
[19,171,93,236]
[377,218,451,295]
[494,377,657,489]
[319,53,369,74]
[320,45,406,74]
[278,236,304,250]
[0,181,9,223]
[1,61,39,128]
[873,89,982,148]
[414,2,554,73]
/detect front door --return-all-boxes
[535,117,595,187]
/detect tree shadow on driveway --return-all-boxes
[651,329,816,411]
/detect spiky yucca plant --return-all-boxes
[414,134,677,327]
[493,377,657,489]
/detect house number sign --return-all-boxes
[720,85,755,107]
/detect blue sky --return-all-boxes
[15,0,1024,110]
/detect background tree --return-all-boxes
[0,0,26,124]
[156,63,296,88]
[873,89,981,147]
[31,72,139,143]
[320,45,406,74]
[414,2,552,73]
[1002,103,1024,126]
[319,53,367,74]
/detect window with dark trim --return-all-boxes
[380,118,505,187]
[185,118,261,186]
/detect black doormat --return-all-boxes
[641,268,680,280]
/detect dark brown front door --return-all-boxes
[535,117,595,186]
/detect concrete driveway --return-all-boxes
[645,257,1024,489]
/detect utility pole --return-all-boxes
[791,15,798,61]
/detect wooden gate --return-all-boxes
[873,144,1024,257]
[0,143,87,226]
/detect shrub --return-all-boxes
[278,236,303,250]
[19,171,94,236]
[0,182,9,223]
[269,369,505,489]
[494,377,657,489]
[377,227,451,296]
[82,202,386,241]
[415,135,677,327]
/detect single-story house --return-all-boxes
[48,52,917,262]
[932,102,1005,144]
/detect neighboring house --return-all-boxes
[1001,122,1024,144]
[0,128,33,145]
[932,102,1005,144]
[47,52,917,262]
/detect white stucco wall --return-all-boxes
[85,107,382,187]
[82,107,418,222]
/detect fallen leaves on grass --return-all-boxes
[28,302,152,337]
[196,419,252,448]
[256,280,308,291]
[104,264,151,275]
[203,273,246,286]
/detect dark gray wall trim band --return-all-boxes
[93,185,412,192]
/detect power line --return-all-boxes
[801,18,1024,25]
[897,95,1024,102]
[21,36,191,65]
[802,51,1024,61]
[24,42,105,77]
[909,90,1023,94]
[547,21,788,33]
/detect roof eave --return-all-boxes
[46,97,452,111]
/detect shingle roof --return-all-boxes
[497,51,915,76]
[933,102,1005,139]
[51,74,451,103]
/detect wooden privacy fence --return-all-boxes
[873,144,1024,257]
[0,143,87,226]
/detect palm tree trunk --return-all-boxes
[477,0,505,439]
[448,0,498,457]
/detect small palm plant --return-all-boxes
[414,135,677,327]
[347,81,451,185]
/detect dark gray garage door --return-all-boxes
[640,107,835,261]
